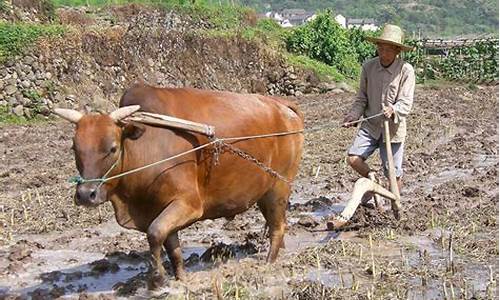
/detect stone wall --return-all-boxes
[0,5,348,117]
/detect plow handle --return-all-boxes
[383,118,401,220]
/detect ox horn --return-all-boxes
[53,108,83,123]
[109,105,141,122]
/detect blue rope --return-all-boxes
[68,149,122,186]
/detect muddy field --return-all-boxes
[0,84,498,299]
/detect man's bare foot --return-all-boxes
[326,215,348,230]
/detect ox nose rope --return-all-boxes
[68,149,123,186]
[67,129,303,186]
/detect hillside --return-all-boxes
[0,3,352,121]
[242,0,499,37]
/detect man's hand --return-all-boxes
[342,114,357,128]
[383,104,394,118]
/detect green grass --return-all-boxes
[53,0,252,30]
[286,54,346,82]
[0,106,48,126]
[53,0,238,7]
[0,1,8,13]
[241,18,288,48]
[0,22,66,62]
[50,1,358,84]
[417,79,458,89]
[53,0,156,6]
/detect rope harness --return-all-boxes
[69,129,304,186]
[68,112,383,187]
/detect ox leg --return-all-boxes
[147,200,202,289]
[257,183,289,263]
[163,231,186,281]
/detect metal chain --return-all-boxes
[216,140,291,184]
[68,131,301,186]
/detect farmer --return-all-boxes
[329,24,416,229]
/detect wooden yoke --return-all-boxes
[125,112,216,137]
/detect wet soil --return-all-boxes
[0,84,498,299]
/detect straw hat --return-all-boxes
[366,24,413,51]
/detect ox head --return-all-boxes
[54,105,145,207]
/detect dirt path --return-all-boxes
[0,85,498,299]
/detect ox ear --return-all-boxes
[122,122,146,140]
[109,105,141,122]
[53,108,83,123]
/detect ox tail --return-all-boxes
[265,95,304,122]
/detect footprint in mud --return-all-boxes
[5,240,42,275]
[290,196,334,212]
[105,250,145,263]
[89,259,120,276]
[28,286,66,300]
[461,186,484,197]
[200,241,259,263]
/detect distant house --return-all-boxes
[280,19,293,28]
[281,9,307,19]
[262,9,316,27]
[346,18,379,31]
[264,11,284,21]
[279,8,315,27]
[335,14,347,28]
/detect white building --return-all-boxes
[346,18,379,31]
[335,14,347,28]
[334,14,379,31]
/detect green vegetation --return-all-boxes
[347,27,377,63]
[170,1,253,30]
[49,0,252,33]
[1,0,497,86]
[0,1,8,13]
[22,89,48,114]
[240,0,499,38]
[285,12,359,78]
[54,0,252,30]
[242,18,285,42]
[286,54,344,82]
[405,39,499,83]
[0,105,47,126]
[0,22,66,62]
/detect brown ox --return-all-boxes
[54,84,304,288]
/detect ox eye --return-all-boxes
[110,146,117,154]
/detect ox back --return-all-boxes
[112,84,304,234]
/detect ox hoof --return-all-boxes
[175,269,187,282]
[147,271,166,290]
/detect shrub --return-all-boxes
[285,11,360,78]
[0,1,8,13]
[12,0,55,21]
[404,38,499,82]
[347,27,378,63]
[0,22,65,62]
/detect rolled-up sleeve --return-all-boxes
[393,64,415,123]
[349,66,368,119]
